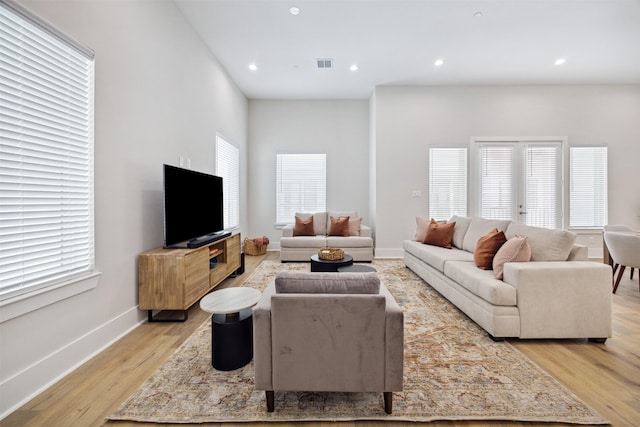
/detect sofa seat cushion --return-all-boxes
[403,240,473,273]
[327,236,374,248]
[443,261,517,306]
[280,235,327,248]
[505,222,576,261]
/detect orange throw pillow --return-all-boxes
[293,215,315,236]
[423,219,456,249]
[328,216,350,236]
[474,228,507,270]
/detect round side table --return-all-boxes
[310,253,353,272]
[200,287,262,371]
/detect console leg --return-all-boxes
[266,391,274,412]
[383,392,393,414]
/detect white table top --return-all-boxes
[200,287,262,314]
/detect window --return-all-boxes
[570,146,607,228]
[276,153,326,224]
[0,1,95,301]
[476,140,563,228]
[428,146,467,220]
[215,135,239,230]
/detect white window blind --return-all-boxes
[1,1,95,300]
[215,135,239,230]
[479,144,515,220]
[523,144,562,228]
[429,146,467,220]
[570,146,608,228]
[276,153,326,224]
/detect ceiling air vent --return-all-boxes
[316,58,333,69]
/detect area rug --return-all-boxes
[109,260,607,424]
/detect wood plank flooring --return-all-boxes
[3,252,639,427]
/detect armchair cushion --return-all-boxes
[275,271,380,294]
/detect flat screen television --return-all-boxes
[163,164,225,248]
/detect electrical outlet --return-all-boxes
[179,156,184,167]
[411,190,421,198]
[187,158,191,169]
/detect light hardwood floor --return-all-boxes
[3,252,639,427]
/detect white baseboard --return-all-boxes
[0,306,144,420]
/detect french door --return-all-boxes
[475,139,563,229]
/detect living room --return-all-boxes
[1,0,639,424]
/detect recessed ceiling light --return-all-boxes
[434,59,444,67]
[248,63,257,71]
[289,6,300,16]
[554,58,566,66]
[473,11,483,18]
[350,64,359,71]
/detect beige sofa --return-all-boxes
[404,216,612,342]
[280,211,374,262]
[253,271,403,413]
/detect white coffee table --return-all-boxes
[200,287,262,371]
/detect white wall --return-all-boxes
[372,85,640,258]
[247,100,370,248]
[0,0,248,417]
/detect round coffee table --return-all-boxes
[337,264,376,273]
[310,253,353,272]
[200,287,262,371]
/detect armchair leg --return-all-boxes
[265,391,274,412]
[613,265,626,294]
[383,392,393,414]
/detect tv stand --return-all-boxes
[138,233,241,322]
[187,231,231,248]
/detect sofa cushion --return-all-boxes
[327,235,374,248]
[403,240,474,273]
[414,217,430,242]
[462,217,511,253]
[295,212,327,235]
[473,228,507,270]
[275,271,380,294]
[328,215,350,236]
[505,222,576,261]
[280,235,327,248]
[449,215,471,249]
[493,235,531,279]
[348,217,363,236]
[424,219,456,248]
[444,261,517,306]
[294,215,315,236]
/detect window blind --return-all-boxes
[429,146,467,220]
[570,146,608,228]
[0,2,95,299]
[479,144,515,220]
[215,135,239,229]
[276,153,326,224]
[523,144,562,228]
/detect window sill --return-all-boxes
[0,272,102,323]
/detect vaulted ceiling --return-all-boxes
[175,0,640,99]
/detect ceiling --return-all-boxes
[174,0,640,100]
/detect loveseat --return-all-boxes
[403,216,612,342]
[253,271,403,413]
[280,211,374,262]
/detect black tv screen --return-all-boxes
[163,164,224,248]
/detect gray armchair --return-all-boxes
[253,271,404,414]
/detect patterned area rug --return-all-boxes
[109,260,607,424]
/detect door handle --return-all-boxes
[519,211,527,215]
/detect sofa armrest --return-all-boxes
[253,282,276,390]
[503,261,612,339]
[360,224,372,238]
[379,283,404,391]
[282,224,294,237]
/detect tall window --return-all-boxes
[215,135,239,229]
[0,1,95,300]
[570,146,607,228]
[429,146,467,220]
[477,140,562,228]
[276,153,326,224]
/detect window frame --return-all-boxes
[215,134,240,231]
[0,0,99,321]
[275,153,326,225]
